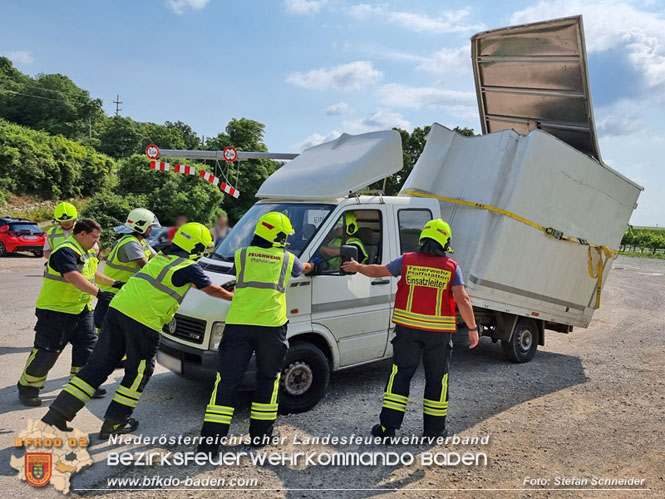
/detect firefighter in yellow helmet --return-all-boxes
[42,222,234,438]
[342,219,478,439]
[197,211,314,454]
[319,211,368,269]
[43,202,99,259]
[17,219,119,406]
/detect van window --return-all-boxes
[211,202,334,261]
[398,209,432,254]
[314,209,382,274]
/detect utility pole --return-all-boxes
[113,94,122,116]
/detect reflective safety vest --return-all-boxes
[46,225,69,250]
[329,236,368,268]
[110,253,196,332]
[36,236,99,314]
[99,234,153,294]
[225,246,295,327]
[392,252,458,332]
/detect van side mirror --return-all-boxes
[0,225,9,233]
[340,244,358,275]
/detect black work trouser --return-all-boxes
[201,323,288,439]
[380,325,453,433]
[18,308,96,397]
[49,307,159,424]
[93,291,113,329]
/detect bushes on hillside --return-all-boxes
[0,119,114,199]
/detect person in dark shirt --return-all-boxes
[17,219,120,407]
[42,223,233,438]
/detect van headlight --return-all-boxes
[209,322,225,351]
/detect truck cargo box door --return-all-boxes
[472,16,601,160]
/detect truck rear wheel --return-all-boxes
[279,342,330,414]
[501,318,539,363]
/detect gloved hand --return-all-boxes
[97,290,115,302]
[112,280,125,289]
[310,256,322,273]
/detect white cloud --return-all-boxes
[511,1,665,87]
[286,61,383,91]
[343,109,411,133]
[416,46,470,74]
[293,130,341,151]
[3,50,34,64]
[284,0,327,15]
[325,101,351,115]
[378,83,475,111]
[595,100,646,137]
[389,8,484,34]
[166,0,210,15]
[349,3,383,19]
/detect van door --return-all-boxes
[310,207,392,367]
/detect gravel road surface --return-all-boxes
[0,254,663,498]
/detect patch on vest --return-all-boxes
[405,265,451,289]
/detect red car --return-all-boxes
[0,217,46,257]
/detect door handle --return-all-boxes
[371,279,390,285]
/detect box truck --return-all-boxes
[156,16,642,413]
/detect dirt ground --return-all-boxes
[1,254,663,498]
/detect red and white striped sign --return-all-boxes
[174,164,196,175]
[199,170,219,186]
[220,182,240,199]
[150,161,170,171]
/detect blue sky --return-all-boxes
[1,0,664,225]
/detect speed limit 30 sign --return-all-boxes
[146,144,160,159]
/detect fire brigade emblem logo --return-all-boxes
[25,452,52,487]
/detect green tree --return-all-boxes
[165,120,200,149]
[140,122,186,151]
[0,58,104,140]
[96,116,143,159]
[0,118,114,198]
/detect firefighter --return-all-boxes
[94,208,158,330]
[341,219,479,438]
[197,212,314,454]
[41,223,233,438]
[17,219,119,406]
[319,211,368,269]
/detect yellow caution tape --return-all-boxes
[400,189,617,308]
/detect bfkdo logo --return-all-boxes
[25,453,52,487]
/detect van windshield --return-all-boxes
[211,202,334,261]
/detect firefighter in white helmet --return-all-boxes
[93,208,159,330]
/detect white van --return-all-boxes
[156,17,642,413]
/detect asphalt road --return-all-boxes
[0,254,663,498]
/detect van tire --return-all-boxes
[279,342,330,414]
[501,318,539,363]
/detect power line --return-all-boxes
[0,88,75,104]
[0,76,94,101]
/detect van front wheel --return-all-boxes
[279,342,330,414]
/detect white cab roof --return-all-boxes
[256,130,402,200]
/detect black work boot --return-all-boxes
[371,423,396,443]
[41,409,73,432]
[196,442,220,458]
[250,426,280,448]
[92,387,106,399]
[99,418,139,440]
[17,383,42,407]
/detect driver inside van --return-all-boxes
[319,212,368,270]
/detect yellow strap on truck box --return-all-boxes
[400,189,616,308]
